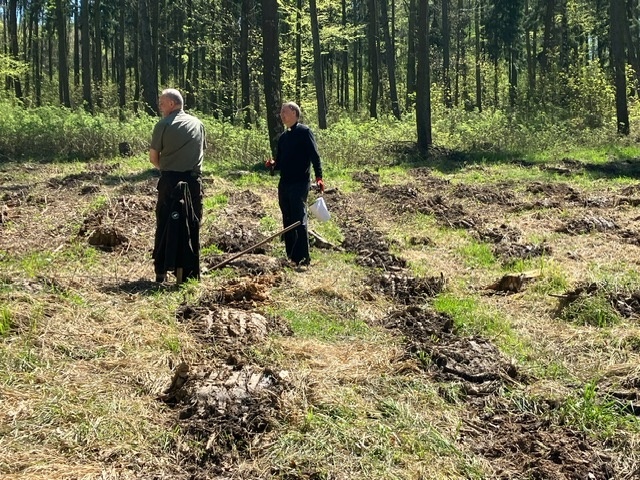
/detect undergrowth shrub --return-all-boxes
[0,102,155,160]
[0,95,635,167]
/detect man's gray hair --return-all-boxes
[282,101,301,118]
[161,88,184,107]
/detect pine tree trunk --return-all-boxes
[118,0,126,119]
[309,0,328,128]
[81,0,93,112]
[8,0,23,100]
[380,0,401,119]
[442,0,452,107]
[73,0,80,87]
[261,0,282,156]
[368,0,379,118]
[139,0,158,115]
[93,0,103,108]
[474,0,482,112]
[296,0,303,105]
[611,0,629,134]
[241,0,252,128]
[56,0,71,107]
[416,0,432,150]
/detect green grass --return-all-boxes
[559,293,622,327]
[456,240,496,268]
[268,378,484,479]
[556,381,640,438]
[0,306,12,336]
[433,293,513,338]
[281,309,370,340]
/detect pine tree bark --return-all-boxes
[380,0,401,119]
[240,0,252,128]
[93,0,103,108]
[474,0,482,112]
[118,0,126,119]
[309,0,328,128]
[416,0,432,150]
[81,0,93,112]
[139,0,158,115]
[56,0,71,107]
[442,0,452,107]
[261,0,282,156]
[611,0,629,134]
[73,0,80,87]
[368,0,379,118]
[8,0,23,100]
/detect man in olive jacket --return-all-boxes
[149,88,206,282]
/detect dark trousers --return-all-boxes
[153,171,202,278]
[278,180,310,264]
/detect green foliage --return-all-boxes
[565,64,615,129]
[0,101,155,160]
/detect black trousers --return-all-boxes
[153,171,202,278]
[278,180,310,264]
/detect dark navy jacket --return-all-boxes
[274,122,323,185]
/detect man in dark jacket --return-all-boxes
[266,102,324,267]
[149,88,206,283]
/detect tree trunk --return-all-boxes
[474,0,482,112]
[442,0,452,107]
[93,0,103,108]
[380,0,401,119]
[81,0,93,112]
[296,0,303,105]
[310,0,328,128]
[8,0,23,100]
[34,15,42,106]
[368,0,379,118]
[220,0,235,120]
[118,0,126,119]
[241,0,252,128]
[611,0,629,134]
[139,0,158,115]
[541,0,555,75]
[261,0,282,156]
[74,0,80,87]
[416,0,432,150]
[56,0,71,107]
[525,0,535,97]
[341,0,349,109]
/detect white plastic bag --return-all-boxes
[309,197,331,222]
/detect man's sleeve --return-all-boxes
[150,121,164,152]
[307,129,323,179]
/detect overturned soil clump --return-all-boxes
[164,280,293,476]
[369,272,446,303]
[206,190,269,254]
[164,362,290,477]
[462,403,616,480]
[384,306,519,396]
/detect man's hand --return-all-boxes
[316,178,324,193]
[265,158,276,169]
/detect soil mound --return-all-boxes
[463,405,615,480]
[369,272,446,303]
